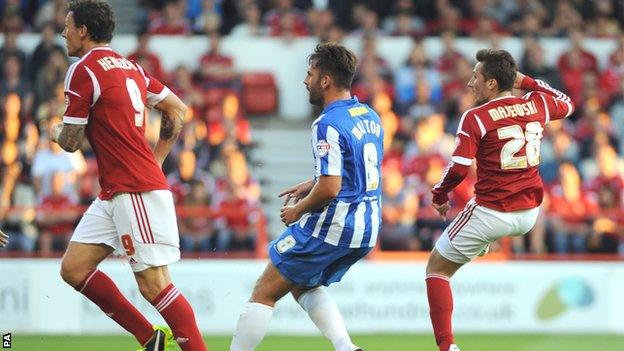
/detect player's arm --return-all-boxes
[280,176,340,225]
[281,122,344,225]
[431,112,480,219]
[278,179,316,205]
[514,71,575,121]
[56,64,91,152]
[51,123,86,152]
[152,92,187,167]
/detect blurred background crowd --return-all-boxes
[0,0,623,257]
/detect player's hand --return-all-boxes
[50,123,63,143]
[514,71,526,89]
[280,205,303,226]
[278,180,314,206]
[432,201,451,221]
[0,230,8,248]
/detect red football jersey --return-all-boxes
[439,77,574,212]
[63,47,170,200]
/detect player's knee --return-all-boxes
[59,260,88,288]
[136,278,165,301]
[250,287,278,307]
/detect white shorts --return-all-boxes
[71,190,180,272]
[435,198,539,264]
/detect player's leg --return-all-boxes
[134,265,206,351]
[230,262,294,351]
[425,200,488,351]
[289,246,371,351]
[425,248,463,351]
[61,198,154,346]
[115,191,206,351]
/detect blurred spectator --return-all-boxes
[307,8,334,41]
[33,48,67,112]
[31,131,86,202]
[394,41,443,115]
[380,165,419,250]
[557,29,598,107]
[382,0,424,37]
[547,163,599,253]
[128,31,166,82]
[148,0,192,35]
[36,172,80,255]
[539,128,580,184]
[216,182,255,252]
[168,65,205,119]
[0,30,27,79]
[193,0,222,34]
[0,57,32,120]
[544,0,584,37]
[28,22,64,84]
[197,32,239,90]
[351,6,385,37]
[521,38,564,91]
[0,135,37,252]
[588,147,624,253]
[586,0,620,38]
[168,148,215,204]
[229,2,266,37]
[178,179,218,251]
[352,35,393,104]
[264,0,308,37]
[34,0,67,32]
[426,5,469,36]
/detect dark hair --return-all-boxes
[68,0,115,43]
[308,43,358,89]
[476,49,517,92]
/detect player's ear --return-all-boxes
[78,25,88,40]
[321,75,331,89]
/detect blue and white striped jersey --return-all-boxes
[296,97,384,248]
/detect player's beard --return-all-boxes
[308,83,324,106]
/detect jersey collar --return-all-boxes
[322,96,358,114]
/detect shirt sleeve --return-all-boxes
[451,111,483,165]
[520,76,574,122]
[313,122,343,177]
[136,63,170,107]
[63,63,94,125]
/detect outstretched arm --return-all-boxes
[152,92,187,167]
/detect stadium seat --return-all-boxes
[241,72,278,115]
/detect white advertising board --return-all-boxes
[0,259,622,335]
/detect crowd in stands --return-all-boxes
[1,0,624,256]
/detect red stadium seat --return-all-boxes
[241,72,278,115]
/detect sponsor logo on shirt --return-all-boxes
[316,139,330,157]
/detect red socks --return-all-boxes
[426,274,454,351]
[151,283,207,351]
[77,269,153,345]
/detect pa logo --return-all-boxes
[2,333,11,349]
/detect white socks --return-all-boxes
[230,302,274,351]
[297,287,355,351]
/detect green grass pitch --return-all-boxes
[11,334,624,351]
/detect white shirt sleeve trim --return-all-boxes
[540,94,550,124]
[451,156,472,166]
[84,66,100,107]
[147,86,170,108]
[63,116,88,125]
[326,125,343,176]
[474,115,486,138]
